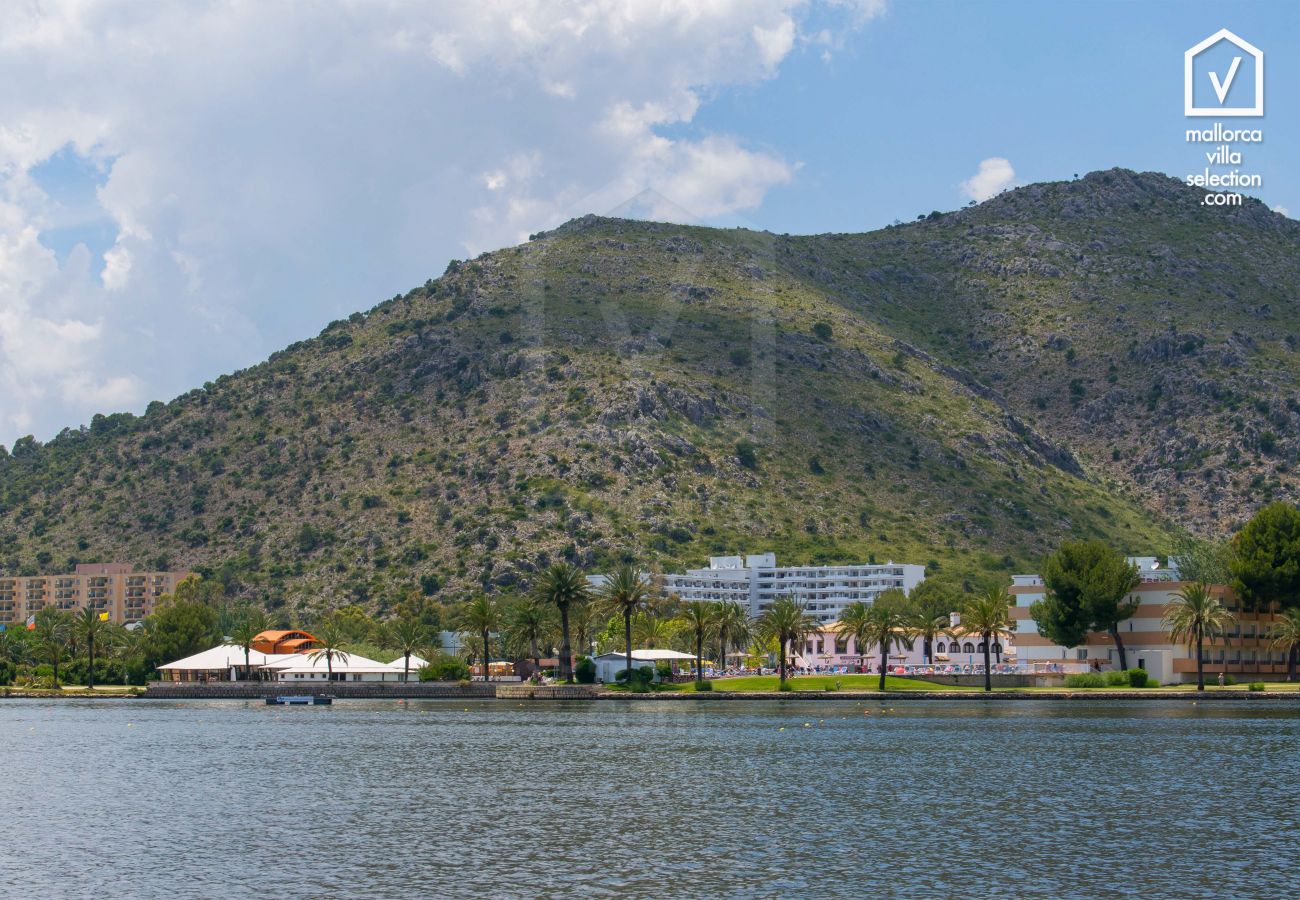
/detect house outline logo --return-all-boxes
[1185,29,1263,117]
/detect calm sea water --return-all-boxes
[1,698,1297,898]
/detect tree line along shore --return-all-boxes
[4,502,1300,697]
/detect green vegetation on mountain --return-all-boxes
[1,169,1296,616]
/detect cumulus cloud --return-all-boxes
[1273,204,1289,217]
[0,0,884,443]
[960,157,1016,203]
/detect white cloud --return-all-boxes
[960,157,1016,203]
[0,0,884,443]
[754,19,797,69]
[1273,204,1289,217]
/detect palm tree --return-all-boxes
[506,598,552,677]
[598,563,652,685]
[459,595,504,682]
[108,624,145,685]
[679,601,713,686]
[533,562,591,683]
[712,600,750,674]
[386,614,429,683]
[569,600,599,661]
[228,607,268,681]
[33,609,72,687]
[632,611,676,650]
[306,616,350,682]
[911,609,951,666]
[75,606,111,689]
[1267,608,1300,682]
[0,628,21,666]
[756,596,819,687]
[840,593,914,691]
[961,586,1016,692]
[837,603,873,679]
[1163,582,1234,691]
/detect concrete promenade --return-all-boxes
[119,682,1300,701]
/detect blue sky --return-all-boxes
[0,0,1293,442]
[688,0,1294,233]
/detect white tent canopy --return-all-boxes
[261,652,386,672]
[157,645,419,682]
[627,649,696,661]
[157,644,275,671]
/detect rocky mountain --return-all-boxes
[1,168,1295,614]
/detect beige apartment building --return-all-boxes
[0,563,192,628]
[1011,557,1291,684]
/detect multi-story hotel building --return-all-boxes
[0,563,192,628]
[1010,556,1291,684]
[657,553,926,624]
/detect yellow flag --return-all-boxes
[99,612,110,621]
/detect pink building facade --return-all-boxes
[790,626,1013,674]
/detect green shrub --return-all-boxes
[64,659,128,686]
[1223,674,1236,686]
[0,660,15,686]
[1146,679,1160,688]
[574,656,596,684]
[693,679,713,692]
[735,439,758,470]
[615,667,654,689]
[812,322,833,341]
[1249,681,1266,692]
[418,654,471,682]
[1104,670,1128,686]
[1064,672,1107,688]
[778,681,794,692]
[1126,668,1150,688]
[20,671,59,690]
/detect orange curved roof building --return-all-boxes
[251,629,319,654]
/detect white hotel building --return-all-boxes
[658,553,926,624]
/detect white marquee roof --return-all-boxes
[159,645,391,673]
[157,644,276,671]
[260,651,385,671]
[594,649,697,662]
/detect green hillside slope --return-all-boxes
[1,169,1293,615]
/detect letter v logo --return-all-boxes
[1208,56,1242,104]
[1185,29,1263,117]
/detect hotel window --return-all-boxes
[936,642,946,654]
[962,642,975,654]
